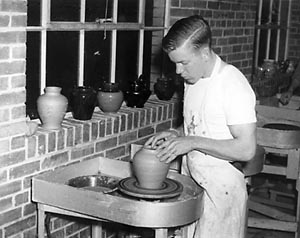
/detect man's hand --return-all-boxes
[144,129,179,149]
[155,136,195,163]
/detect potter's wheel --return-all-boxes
[118,177,183,199]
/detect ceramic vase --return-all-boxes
[132,147,170,189]
[69,86,97,120]
[124,76,151,108]
[154,77,175,101]
[97,82,123,113]
[37,86,68,130]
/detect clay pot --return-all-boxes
[154,77,175,101]
[37,86,68,130]
[132,147,170,189]
[97,82,123,113]
[124,89,151,108]
[69,86,97,120]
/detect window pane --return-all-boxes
[261,0,271,25]
[84,32,111,89]
[116,31,138,90]
[118,0,139,22]
[46,32,79,98]
[86,0,113,22]
[278,29,287,60]
[258,29,268,65]
[27,0,40,26]
[51,0,80,21]
[26,32,41,118]
[269,29,278,59]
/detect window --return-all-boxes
[26,0,170,118]
[253,0,291,68]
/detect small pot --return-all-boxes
[132,147,170,189]
[124,89,151,108]
[97,82,123,113]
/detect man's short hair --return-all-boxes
[162,15,212,53]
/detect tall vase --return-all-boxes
[37,86,68,130]
[69,86,97,120]
[132,147,170,189]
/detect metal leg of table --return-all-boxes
[154,228,168,238]
[92,223,103,238]
[37,204,45,238]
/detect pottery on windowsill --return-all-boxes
[97,82,124,113]
[69,86,97,120]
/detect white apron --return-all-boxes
[182,56,251,238]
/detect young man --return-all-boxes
[145,15,257,238]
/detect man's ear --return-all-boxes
[201,46,210,61]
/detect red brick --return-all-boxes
[11,135,25,150]
[11,15,27,27]
[41,151,69,169]
[138,126,155,138]
[9,161,40,179]
[0,150,25,167]
[11,74,26,88]
[0,0,27,13]
[0,15,9,27]
[0,197,12,212]
[71,144,94,160]
[11,105,26,119]
[83,123,90,142]
[0,77,9,91]
[95,137,117,152]
[12,45,26,58]
[0,47,9,60]
[105,146,126,159]
[4,215,35,237]
[0,91,25,106]
[0,181,21,198]
[156,120,172,133]
[119,131,137,144]
[0,207,21,226]
[48,131,56,152]
[23,202,36,216]
[0,139,9,153]
[27,135,36,158]
[57,129,65,150]
[15,191,29,206]
[0,60,26,75]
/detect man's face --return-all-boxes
[168,43,206,84]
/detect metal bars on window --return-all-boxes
[254,0,291,67]
[30,0,170,93]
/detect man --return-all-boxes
[280,63,300,105]
[145,15,257,238]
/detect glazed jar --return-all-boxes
[132,147,170,189]
[124,75,151,108]
[154,77,175,101]
[37,86,68,130]
[69,86,97,120]
[97,82,123,113]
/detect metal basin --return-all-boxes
[67,175,119,193]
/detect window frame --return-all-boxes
[254,0,291,67]
[26,0,171,95]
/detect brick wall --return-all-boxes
[288,0,300,61]
[169,0,256,79]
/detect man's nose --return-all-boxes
[176,64,183,74]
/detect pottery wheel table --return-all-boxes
[32,157,203,238]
